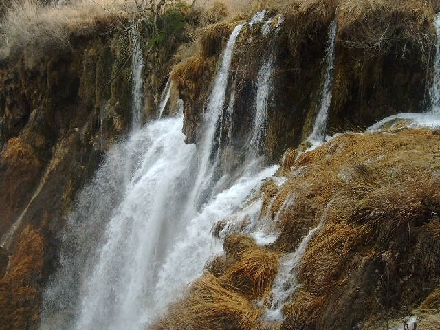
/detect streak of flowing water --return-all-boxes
[247,56,275,159]
[158,78,172,119]
[186,23,244,213]
[366,112,440,131]
[308,19,337,145]
[131,24,144,130]
[152,165,277,315]
[430,13,440,114]
[265,198,334,321]
[249,10,267,26]
[217,176,287,246]
[225,85,236,143]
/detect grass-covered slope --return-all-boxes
[151,128,440,330]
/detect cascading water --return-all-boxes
[307,19,337,146]
[430,13,440,114]
[157,78,171,119]
[264,198,335,321]
[214,11,282,184]
[185,23,244,214]
[41,17,278,330]
[246,55,274,160]
[73,116,197,330]
[131,23,145,130]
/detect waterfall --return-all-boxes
[265,198,334,321]
[308,19,337,145]
[131,23,144,130]
[247,55,275,160]
[73,117,196,330]
[431,13,440,114]
[185,23,244,213]
[157,78,171,119]
[41,114,277,330]
[41,20,278,330]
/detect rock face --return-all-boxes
[175,0,436,167]
[0,1,439,329]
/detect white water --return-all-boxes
[131,23,144,130]
[430,13,440,113]
[249,10,267,26]
[247,56,275,159]
[308,19,338,146]
[265,198,334,321]
[367,112,440,131]
[41,20,279,330]
[74,117,196,330]
[158,78,172,119]
[185,23,244,214]
[153,165,277,314]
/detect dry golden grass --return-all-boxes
[271,128,440,328]
[283,290,327,329]
[200,21,233,57]
[0,0,131,57]
[172,55,209,96]
[337,0,435,55]
[2,137,41,168]
[151,235,279,329]
[223,247,279,299]
[151,273,261,330]
[0,225,45,330]
[1,0,436,59]
[421,288,440,310]
[148,129,440,329]
[194,0,259,17]
[0,0,193,58]
[223,233,257,260]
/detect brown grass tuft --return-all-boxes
[421,288,440,311]
[200,21,233,57]
[223,234,257,261]
[337,0,435,57]
[272,128,440,328]
[223,247,279,299]
[152,234,279,329]
[150,273,261,330]
[0,225,45,330]
[2,137,41,168]
[172,55,211,100]
[283,290,327,329]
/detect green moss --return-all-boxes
[147,6,190,60]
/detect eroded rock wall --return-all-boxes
[175,0,436,167]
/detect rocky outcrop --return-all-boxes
[175,0,437,167]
